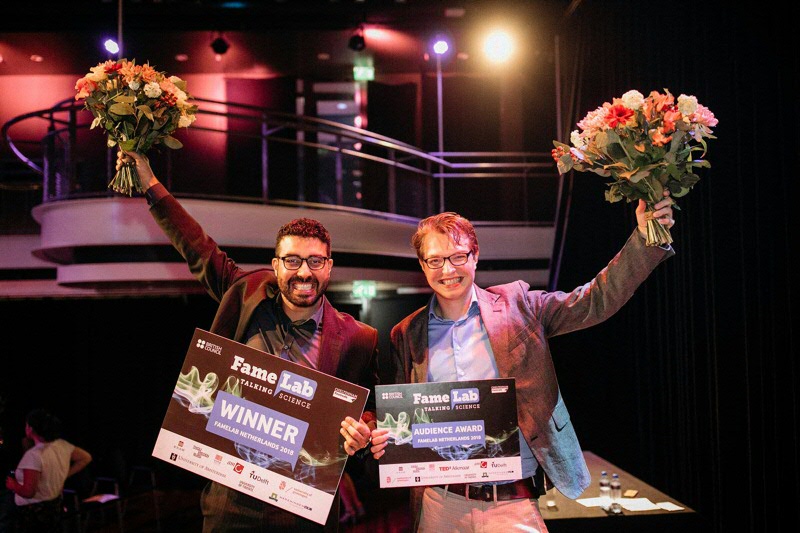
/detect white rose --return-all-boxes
[174,89,188,105]
[621,90,645,110]
[570,129,585,147]
[128,80,140,91]
[178,114,196,128]
[144,81,162,98]
[677,94,698,116]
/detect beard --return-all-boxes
[278,273,329,308]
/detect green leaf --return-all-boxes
[114,95,136,104]
[136,105,154,122]
[162,136,183,149]
[604,130,622,145]
[680,173,701,188]
[556,154,573,174]
[628,169,651,183]
[605,143,628,162]
[668,130,685,153]
[118,139,137,151]
[605,187,624,203]
[109,102,135,116]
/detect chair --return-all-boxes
[122,465,161,532]
[61,488,82,533]
[81,476,124,532]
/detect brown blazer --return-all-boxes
[388,230,673,529]
[149,190,379,407]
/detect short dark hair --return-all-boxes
[276,218,331,256]
[411,212,479,259]
[26,409,62,442]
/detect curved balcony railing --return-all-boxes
[2,96,559,224]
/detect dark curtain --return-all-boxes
[550,1,797,531]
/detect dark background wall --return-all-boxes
[0,1,797,532]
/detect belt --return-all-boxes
[436,476,539,502]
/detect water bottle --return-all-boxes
[610,473,622,514]
[598,470,611,510]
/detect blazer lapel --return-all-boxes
[318,297,343,376]
[477,287,513,378]
[408,310,430,383]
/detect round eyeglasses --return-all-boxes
[421,252,472,269]
[278,255,329,270]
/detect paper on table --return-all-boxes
[575,497,605,507]
[657,501,685,511]
[619,498,660,511]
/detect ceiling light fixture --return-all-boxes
[211,34,230,56]
[348,26,366,52]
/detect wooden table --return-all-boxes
[541,451,709,532]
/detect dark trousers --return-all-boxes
[13,497,62,533]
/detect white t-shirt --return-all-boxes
[14,439,75,506]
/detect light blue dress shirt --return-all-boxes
[427,287,538,481]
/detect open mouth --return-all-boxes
[439,277,463,287]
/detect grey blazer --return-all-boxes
[388,230,673,529]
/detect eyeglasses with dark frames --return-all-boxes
[421,251,472,269]
[277,255,330,270]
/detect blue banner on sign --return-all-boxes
[207,391,309,468]
[411,420,485,448]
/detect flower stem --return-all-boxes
[107,161,142,197]
[644,205,673,247]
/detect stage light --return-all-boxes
[433,39,449,55]
[104,39,120,54]
[483,30,514,63]
[348,27,366,52]
[211,36,230,55]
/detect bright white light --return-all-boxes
[483,30,514,62]
[433,40,449,55]
[104,39,120,54]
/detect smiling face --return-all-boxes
[271,236,332,318]
[419,231,478,318]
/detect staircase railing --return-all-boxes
[2,96,557,223]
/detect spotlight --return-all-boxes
[211,36,230,55]
[348,27,366,52]
[104,39,120,55]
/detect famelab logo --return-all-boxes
[275,370,317,401]
[196,338,222,355]
[412,388,480,407]
[450,388,479,408]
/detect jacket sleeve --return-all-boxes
[149,190,248,303]
[532,229,674,338]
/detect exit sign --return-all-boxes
[352,280,377,299]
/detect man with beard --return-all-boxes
[119,152,377,532]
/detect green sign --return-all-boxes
[353,66,375,81]
[352,280,377,299]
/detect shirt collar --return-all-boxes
[428,285,479,322]
[272,292,325,334]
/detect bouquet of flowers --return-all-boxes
[75,59,198,196]
[552,89,718,246]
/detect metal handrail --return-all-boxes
[2,96,556,222]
